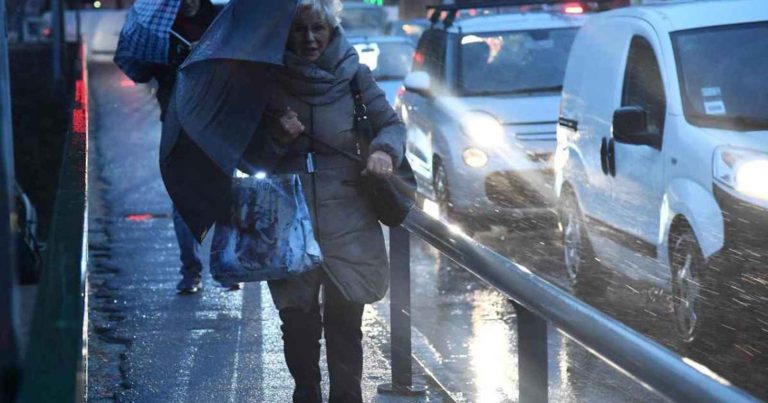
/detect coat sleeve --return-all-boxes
[357,65,406,166]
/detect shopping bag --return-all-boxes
[210,173,321,285]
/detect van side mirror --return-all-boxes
[404,71,432,98]
[613,106,661,149]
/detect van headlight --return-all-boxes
[713,147,768,201]
[461,112,504,147]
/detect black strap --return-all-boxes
[349,73,373,158]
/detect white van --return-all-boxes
[554,0,768,342]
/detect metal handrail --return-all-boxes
[380,208,759,402]
[16,44,89,403]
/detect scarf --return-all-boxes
[277,29,359,106]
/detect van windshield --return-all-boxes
[672,22,768,131]
[458,28,578,96]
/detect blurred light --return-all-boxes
[93,1,102,8]
[462,112,504,147]
[563,4,584,14]
[401,24,423,36]
[42,27,51,37]
[234,169,250,178]
[423,198,440,219]
[682,358,732,385]
[120,80,135,87]
[255,171,268,180]
[461,35,484,45]
[463,148,488,168]
[353,43,380,71]
[127,214,154,222]
[736,159,768,200]
[714,147,768,202]
[413,51,425,67]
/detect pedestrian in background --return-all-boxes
[238,0,406,401]
[148,0,224,294]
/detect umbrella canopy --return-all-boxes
[161,0,298,240]
[114,0,181,82]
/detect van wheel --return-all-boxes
[669,224,718,344]
[559,190,609,296]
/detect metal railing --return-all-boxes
[14,44,89,403]
[378,208,759,402]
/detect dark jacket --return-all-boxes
[242,32,406,308]
[154,0,216,120]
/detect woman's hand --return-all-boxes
[363,151,394,178]
[275,107,305,144]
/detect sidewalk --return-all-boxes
[85,62,445,402]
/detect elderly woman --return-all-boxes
[240,0,405,401]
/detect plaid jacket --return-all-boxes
[114,0,180,82]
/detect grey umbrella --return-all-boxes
[160,0,298,240]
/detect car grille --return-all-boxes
[485,170,555,209]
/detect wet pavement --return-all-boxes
[85,62,444,402]
[85,61,766,402]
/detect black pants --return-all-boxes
[278,279,365,403]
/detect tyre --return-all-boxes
[669,223,721,344]
[558,189,609,296]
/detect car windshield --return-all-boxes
[672,22,768,131]
[458,28,578,96]
[353,41,415,80]
[341,7,387,34]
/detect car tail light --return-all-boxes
[396,86,406,99]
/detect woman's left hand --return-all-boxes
[363,151,394,178]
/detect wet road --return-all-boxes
[398,219,768,401]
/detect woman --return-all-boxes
[240,0,405,401]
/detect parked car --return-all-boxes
[555,0,768,342]
[396,9,586,235]
[340,2,388,36]
[349,35,414,106]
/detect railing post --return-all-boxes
[514,302,548,403]
[378,226,425,396]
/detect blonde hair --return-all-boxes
[297,0,343,27]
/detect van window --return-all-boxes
[622,36,666,136]
[672,22,768,131]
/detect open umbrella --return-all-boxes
[160,0,298,240]
[113,0,182,82]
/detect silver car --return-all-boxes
[396,10,585,234]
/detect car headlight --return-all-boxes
[463,148,488,168]
[713,147,768,201]
[461,112,504,147]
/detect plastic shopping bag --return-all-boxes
[211,173,321,285]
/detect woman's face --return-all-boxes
[179,0,201,18]
[288,7,332,62]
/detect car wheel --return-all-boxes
[669,224,717,344]
[559,189,609,296]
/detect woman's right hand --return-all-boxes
[275,107,305,144]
